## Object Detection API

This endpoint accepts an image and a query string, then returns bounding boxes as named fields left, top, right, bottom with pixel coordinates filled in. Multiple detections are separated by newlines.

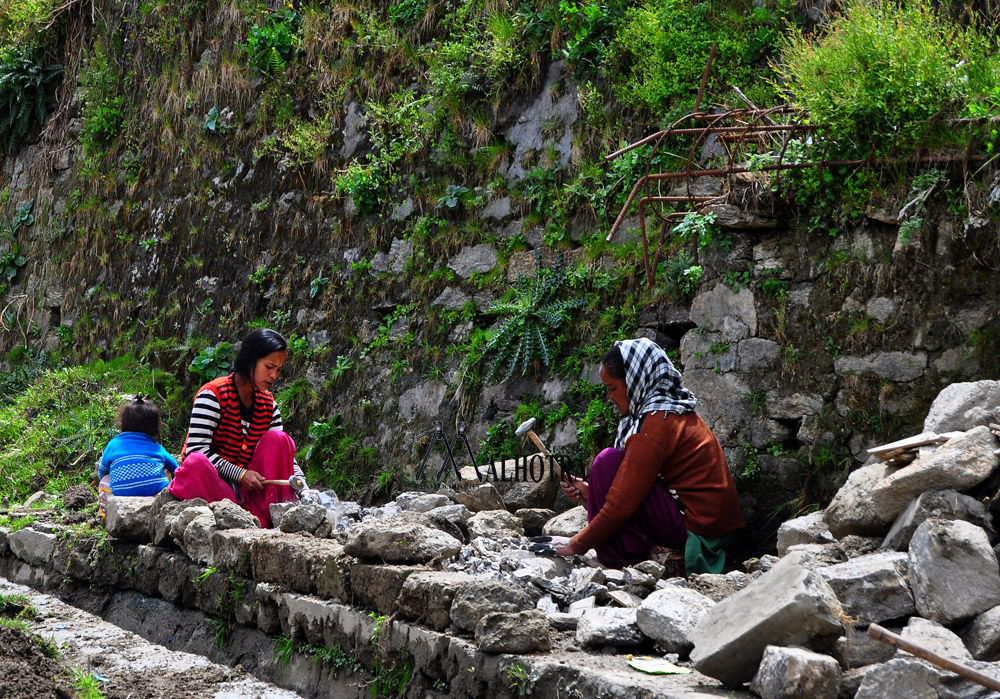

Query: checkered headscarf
left=613, top=337, right=697, bottom=449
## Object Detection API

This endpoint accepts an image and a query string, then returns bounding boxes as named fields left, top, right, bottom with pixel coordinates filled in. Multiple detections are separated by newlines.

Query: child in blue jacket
left=99, top=396, right=178, bottom=496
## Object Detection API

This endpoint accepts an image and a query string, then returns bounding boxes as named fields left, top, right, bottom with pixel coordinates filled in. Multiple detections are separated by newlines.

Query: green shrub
left=79, top=43, right=128, bottom=148
left=777, top=0, right=998, bottom=158
left=245, top=8, right=299, bottom=76
left=188, top=343, right=233, bottom=383
left=0, top=47, right=61, bottom=152
left=389, top=0, right=428, bottom=27
left=335, top=163, right=385, bottom=217
left=484, top=252, right=584, bottom=383
left=606, top=0, right=784, bottom=115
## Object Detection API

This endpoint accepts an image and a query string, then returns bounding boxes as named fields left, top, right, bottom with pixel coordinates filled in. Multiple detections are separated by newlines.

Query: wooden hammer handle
left=261, top=480, right=291, bottom=486
left=868, top=623, right=1000, bottom=692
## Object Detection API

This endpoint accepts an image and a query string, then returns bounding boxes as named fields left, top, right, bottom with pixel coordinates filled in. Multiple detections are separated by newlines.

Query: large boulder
left=344, top=518, right=462, bottom=563
left=908, top=518, right=1000, bottom=624
left=467, top=510, right=524, bottom=540
left=882, top=489, right=993, bottom=552
left=8, top=527, right=57, bottom=566
left=871, top=426, right=999, bottom=521
left=689, top=552, right=846, bottom=687
left=824, top=461, right=898, bottom=538
left=923, top=380, right=1000, bottom=433
left=439, top=482, right=506, bottom=512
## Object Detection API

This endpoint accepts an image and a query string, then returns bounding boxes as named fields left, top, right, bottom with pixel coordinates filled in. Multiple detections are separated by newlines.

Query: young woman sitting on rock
left=553, top=337, right=745, bottom=575
left=168, top=328, right=306, bottom=527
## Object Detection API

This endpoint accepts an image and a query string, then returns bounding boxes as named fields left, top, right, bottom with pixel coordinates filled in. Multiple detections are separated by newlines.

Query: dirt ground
left=0, top=579, right=302, bottom=699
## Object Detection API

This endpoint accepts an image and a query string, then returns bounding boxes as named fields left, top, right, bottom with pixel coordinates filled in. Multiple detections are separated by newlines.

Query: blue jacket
left=99, top=432, right=179, bottom=496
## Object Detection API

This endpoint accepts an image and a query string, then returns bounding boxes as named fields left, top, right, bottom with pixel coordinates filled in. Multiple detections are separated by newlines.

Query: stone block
left=750, top=645, right=842, bottom=699
left=212, top=529, right=281, bottom=577
left=832, top=628, right=898, bottom=670
left=467, top=510, right=524, bottom=540
left=817, top=551, right=914, bottom=626
left=8, top=527, right=57, bottom=566
left=542, top=506, right=587, bottom=537
left=396, top=493, right=451, bottom=512
left=397, top=571, right=474, bottom=630
left=689, top=552, right=846, bottom=687
left=963, top=605, right=1000, bottom=661
left=344, top=518, right=462, bottom=564
left=476, top=610, right=551, bottom=653
left=105, top=496, right=155, bottom=542
left=514, top=508, right=554, bottom=536
left=923, top=380, right=1000, bottom=433
left=909, top=518, right=1000, bottom=624
left=899, top=617, right=971, bottom=662
left=450, top=580, right=534, bottom=634
left=824, top=462, right=897, bottom=538
left=350, top=564, right=427, bottom=616
left=252, top=536, right=354, bottom=598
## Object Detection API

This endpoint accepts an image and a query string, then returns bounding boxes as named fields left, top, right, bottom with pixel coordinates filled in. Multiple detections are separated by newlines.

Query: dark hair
left=120, top=396, right=162, bottom=441
left=233, top=328, right=287, bottom=379
left=600, top=345, right=625, bottom=380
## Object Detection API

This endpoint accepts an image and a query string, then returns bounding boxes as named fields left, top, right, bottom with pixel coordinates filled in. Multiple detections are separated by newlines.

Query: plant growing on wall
left=0, top=47, right=62, bottom=152
left=245, top=8, right=300, bottom=76
left=189, top=343, right=232, bottom=383
left=484, top=252, right=584, bottom=383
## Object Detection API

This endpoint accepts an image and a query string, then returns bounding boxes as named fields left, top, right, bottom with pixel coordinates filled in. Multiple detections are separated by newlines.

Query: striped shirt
left=181, top=374, right=301, bottom=488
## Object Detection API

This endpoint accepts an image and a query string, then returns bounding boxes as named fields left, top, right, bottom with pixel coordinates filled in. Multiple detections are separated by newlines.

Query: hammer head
left=515, top=417, right=536, bottom=436
left=288, top=474, right=306, bottom=494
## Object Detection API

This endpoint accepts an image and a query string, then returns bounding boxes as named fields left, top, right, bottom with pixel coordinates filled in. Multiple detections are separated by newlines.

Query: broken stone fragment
left=343, top=518, right=462, bottom=563
left=211, top=499, right=259, bottom=530
left=542, top=506, right=587, bottom=537
left=575, top=607, right=644, bottom=649
left=749, top=645, right=841, bottom=699
left=824, top=461, right=898, bottom=538
left=467, top=510, right=524, bottom=540
left=636, top=586, right=715, bottom=656
left=475, top=609, right=551, bottom=653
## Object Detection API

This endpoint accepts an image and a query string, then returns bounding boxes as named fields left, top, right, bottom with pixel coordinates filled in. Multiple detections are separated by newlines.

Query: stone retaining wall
left=0, top=517, right=738, bottom=698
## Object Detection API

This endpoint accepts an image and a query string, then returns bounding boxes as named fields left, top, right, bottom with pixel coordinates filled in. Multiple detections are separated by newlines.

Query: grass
left=0, top=355, right=184, bottom=505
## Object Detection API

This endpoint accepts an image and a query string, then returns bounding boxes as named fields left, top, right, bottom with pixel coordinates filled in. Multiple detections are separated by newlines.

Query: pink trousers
left=168, top=430, right=297, bottom=528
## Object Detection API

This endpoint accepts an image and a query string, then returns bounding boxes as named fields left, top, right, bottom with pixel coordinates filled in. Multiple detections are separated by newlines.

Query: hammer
left=515, top=417, right=562, bottom=480
left=261, top=474, right=307, bottom=495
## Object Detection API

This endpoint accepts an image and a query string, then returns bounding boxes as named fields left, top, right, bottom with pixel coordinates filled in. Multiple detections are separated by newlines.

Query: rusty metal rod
left=693, top=44, right=717, bottom=115
left=868, top=624, right=1000, bottom=693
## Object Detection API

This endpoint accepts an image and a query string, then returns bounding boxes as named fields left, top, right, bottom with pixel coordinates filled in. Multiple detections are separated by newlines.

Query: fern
left=0, top=48, right=62, bottom=153
left=485, top=251, right=584, bottom=383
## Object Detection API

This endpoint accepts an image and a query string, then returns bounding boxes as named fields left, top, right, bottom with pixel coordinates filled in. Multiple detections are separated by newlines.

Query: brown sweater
left=571, top=411, right=745, bottom=553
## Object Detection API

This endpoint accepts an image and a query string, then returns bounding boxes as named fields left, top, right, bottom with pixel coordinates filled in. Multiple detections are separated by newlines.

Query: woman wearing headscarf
left=553, top=337, right=744, bottom=574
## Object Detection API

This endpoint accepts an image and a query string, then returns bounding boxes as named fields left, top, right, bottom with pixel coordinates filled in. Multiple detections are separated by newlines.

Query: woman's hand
left=551, top=537, right=577, bottom=556
left=240, top=469, right=266, bottom=491
left=560, top=475, right=588, bottom=504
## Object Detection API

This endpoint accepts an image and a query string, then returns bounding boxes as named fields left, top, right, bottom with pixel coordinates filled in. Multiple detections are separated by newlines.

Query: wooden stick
left=868, top=623, right=1000, bottom=692
left=261, top=480, right=291, bottom=486
left=0, top=508, right=57, bottom=516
